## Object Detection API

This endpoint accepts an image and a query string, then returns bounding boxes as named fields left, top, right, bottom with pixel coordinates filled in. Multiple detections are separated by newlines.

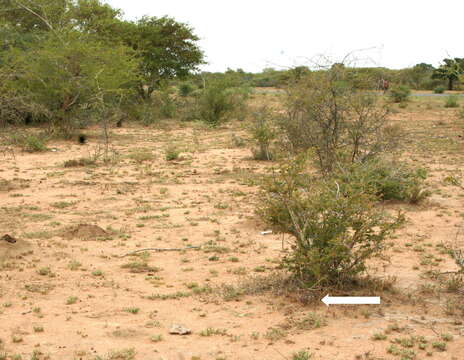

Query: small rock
left=169, top=324, right=191, bottom=335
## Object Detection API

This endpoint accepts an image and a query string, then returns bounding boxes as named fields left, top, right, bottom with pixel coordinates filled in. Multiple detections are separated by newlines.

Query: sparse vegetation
left=389, top=85, right=411, bottom=103
left=280, top=67, right=401, bottom=172
left=0, top=3, right=463, bottom=359
left=248, top=106, right=277, bottom=160
left=444, top=95, right=459, bottom=108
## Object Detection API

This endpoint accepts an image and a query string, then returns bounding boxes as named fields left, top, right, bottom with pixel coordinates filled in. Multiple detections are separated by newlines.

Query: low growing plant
left=444, top=95, right=459, bottom=108
left=388, top=85, right=411, bottom=103
left=248, top=106, right=277, bottom=160
left=335, top=158, right=430, bottom=204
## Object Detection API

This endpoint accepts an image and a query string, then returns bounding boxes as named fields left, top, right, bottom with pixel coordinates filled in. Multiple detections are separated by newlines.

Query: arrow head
left=322, top=294, right=330, bottom=306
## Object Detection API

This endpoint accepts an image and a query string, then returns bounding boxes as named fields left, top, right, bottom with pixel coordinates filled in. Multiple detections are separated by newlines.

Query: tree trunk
left=448, top=78, right=454, bottom=91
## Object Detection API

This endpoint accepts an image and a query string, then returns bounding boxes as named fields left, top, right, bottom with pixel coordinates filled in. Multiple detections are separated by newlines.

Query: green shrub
left=196, top=80, right=249, bottom=126
left=280, top=69, right=399, bottom=172
left=388, top=85, right=411, bottom=103
left=258, top=156, right=404, bottom=287
left=125, top=101, right=159, bottom=126
left=164, top=145, right=180, bottom=161
left=292, top=350, right=312, bottom=360
left=7, top=31, right=139, bottom=136
left=248, top=107, right=277, bottom=160
left=23, top=134, right=48, bottom=152
left=177, top=96, right=199, bottom=122
left=8, top=132, right=48, bottom=152
left=433, top=86, right=445, bottom=94
left=444, top=95, right=459, bottom=108
left=178, top=82, right=195, bottom=97
left=152, top=88, right=177, bottom=118
left=337, top=159, right=430, bottom=204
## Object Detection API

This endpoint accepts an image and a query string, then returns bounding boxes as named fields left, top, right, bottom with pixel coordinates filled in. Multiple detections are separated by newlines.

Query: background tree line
left=195, top=58, right=464, bottom=91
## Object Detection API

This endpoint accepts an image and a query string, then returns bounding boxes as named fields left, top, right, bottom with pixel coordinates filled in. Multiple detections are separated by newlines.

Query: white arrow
left=321, top=294, right=380, bottom=306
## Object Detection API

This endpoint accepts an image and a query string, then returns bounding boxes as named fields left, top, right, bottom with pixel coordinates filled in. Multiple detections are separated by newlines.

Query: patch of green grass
left=150, top=334, right=163, bottom=342
left=200, top=327, right=228, bottom=337
left=128, top=150, right=154, bottom=163
left=66, top=296, right=78, bottom=305
left=68, top=260, right=82, bottom=271
left=51, top=201, right=74, bottom=209
left=164, top=145, right=181, bottom=161
left=372, top=332, right=387, bottom=341
left=292, top=350, right=311, bottom=360
left=123, top=307, right=140, bottom=314
left=146, top=291, right=191, bottom=300
left=92, top=269, right=104, bottom=277
left=121, top=261, right=160, bottom=273
left=33, top=325, right=44, bottom=333
left=264, top=327, right=287, bottom=342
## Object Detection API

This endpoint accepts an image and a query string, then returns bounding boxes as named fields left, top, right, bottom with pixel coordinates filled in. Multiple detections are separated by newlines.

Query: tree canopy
left=0, top=0, right=204, bottom=132
left=432, top=58, right=464, bottom=90
left=0, top=0, right=204, bottom=97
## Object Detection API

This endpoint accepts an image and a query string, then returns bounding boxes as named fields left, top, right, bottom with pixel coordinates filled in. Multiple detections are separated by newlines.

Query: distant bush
left=433, top=86, right=445, bottom=94
left=444, top=95, right=459, bottom=108
left=280, top=69, right=401, bottom=172
left=64, top=157, right=96, bottom=167
left=196, top=80, right=249, bottom=126
left=336, top=159, right=430, bottom=204
left=248, top=107, right=277, bottom=160
left=125, top=88, right=177, bottom=125
left=388, top=85, right=411, bottom=103
left=152, top=87, right=177, bottom=119
left=125, top=101, right=159, bottom=126
left=164, top=144, right=180, bottom=161
left=258, top=156, right=404, bottom=287
left=178, top=82, right=195, bottom=97
left=7, top=132, right=49, bottom=152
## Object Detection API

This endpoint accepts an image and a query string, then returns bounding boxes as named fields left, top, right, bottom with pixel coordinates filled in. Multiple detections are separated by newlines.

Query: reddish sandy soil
left=0, top=97, right=463, bottom=360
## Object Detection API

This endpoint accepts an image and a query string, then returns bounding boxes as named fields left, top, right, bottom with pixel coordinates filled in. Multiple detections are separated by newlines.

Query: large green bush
left=6, top=31, right=139, bottom=136
left=388, top=85, right=411, bottom=103
left=335, top=159, right=430, bottom=204
left=258, top=156, right=404, bottom=287
left=178, top=82, right=195, bottom=97
left=196, top=80, right=249, bottom=126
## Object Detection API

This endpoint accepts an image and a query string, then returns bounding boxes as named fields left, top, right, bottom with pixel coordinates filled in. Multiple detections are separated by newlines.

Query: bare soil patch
left=0, top=97, right=463, bottom=359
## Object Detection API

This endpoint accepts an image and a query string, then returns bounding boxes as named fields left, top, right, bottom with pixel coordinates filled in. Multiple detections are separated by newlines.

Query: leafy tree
left=1, top=0, right=204, bottom=100
left=432, top=58, right=464, bottom=91
left=0, top=0, right=69, bottom=33
left=120, top=16, right=204, bottom=99
left=6, top=31, right=139, bottom=134
left=403, top=63, right=434, bottom=89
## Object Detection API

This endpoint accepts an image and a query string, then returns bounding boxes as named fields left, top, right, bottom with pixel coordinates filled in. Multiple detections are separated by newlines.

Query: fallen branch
left=119, top=246, right=201, bottom=258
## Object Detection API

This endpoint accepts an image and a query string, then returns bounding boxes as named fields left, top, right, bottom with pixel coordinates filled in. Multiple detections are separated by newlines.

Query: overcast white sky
left=106, top=0, right=463, bottom=73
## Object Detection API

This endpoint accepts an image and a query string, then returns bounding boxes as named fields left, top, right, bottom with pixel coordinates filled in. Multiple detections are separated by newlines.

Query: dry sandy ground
left=0, top=99, right=463, bottom=360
